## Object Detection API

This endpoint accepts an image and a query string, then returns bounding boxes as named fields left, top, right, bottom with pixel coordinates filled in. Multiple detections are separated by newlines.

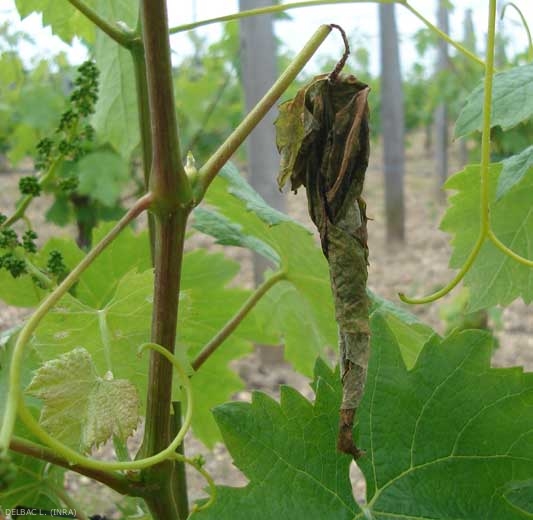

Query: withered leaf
left=275, top=73, right=371, bottom=459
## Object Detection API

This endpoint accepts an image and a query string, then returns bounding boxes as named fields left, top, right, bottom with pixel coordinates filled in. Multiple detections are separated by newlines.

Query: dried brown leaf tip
left=275, top=31, right=371, bottom=460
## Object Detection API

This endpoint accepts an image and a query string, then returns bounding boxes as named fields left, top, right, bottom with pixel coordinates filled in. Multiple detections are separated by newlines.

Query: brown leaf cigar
left=276, top=51, right=371, bottom=459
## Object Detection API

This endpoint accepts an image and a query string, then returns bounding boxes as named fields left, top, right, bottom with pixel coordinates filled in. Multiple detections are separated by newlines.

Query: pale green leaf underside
left=455, top=63, right=533, bottom=137
left=440, top=163, right=533, bottom=311
left=26, top=347, right=139, bottom=451
left=195, top=163, right=337, bottom=376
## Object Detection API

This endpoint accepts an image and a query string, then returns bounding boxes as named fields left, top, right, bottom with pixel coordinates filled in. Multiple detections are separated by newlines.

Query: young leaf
left=455, top=63, right=533, bottom=138
left=195, top=315, right=533, bottom=519
left=440, top=163, right=533, bottom=310
left=32, top=270, right=153, bottom=403
left=26, top=347, right=139, bottom=451
left=92, top=0, right=139, bottom=158
left=497, top=145, right=533, bottom=199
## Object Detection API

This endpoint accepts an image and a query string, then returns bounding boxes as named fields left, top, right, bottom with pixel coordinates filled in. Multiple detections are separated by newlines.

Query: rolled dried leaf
left=275, top=74, right=370, bottom=459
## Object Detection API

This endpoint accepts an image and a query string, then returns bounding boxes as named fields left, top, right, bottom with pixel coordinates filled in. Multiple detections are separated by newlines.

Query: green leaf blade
left=92, top=0, right=139, bottom=158
left=497, top=145, right=533, bottom=199
left=359, top=315, right=533, bottom=519
left=76, top=149, right=130, bottom=206
left=15, top=0, right=96, bottom=44
left=200, top=314, right=533, bottom=519
left=440, top=163, right=533, bottom=310
left=455, top=63, right=533, bottom=138
left=195, top=163, right=337, bottom=376
left=194, top=360, right=360, bottom=519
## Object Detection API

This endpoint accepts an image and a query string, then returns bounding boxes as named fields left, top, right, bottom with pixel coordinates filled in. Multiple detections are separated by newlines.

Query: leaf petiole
left=66, top=0, right=135, bottom=48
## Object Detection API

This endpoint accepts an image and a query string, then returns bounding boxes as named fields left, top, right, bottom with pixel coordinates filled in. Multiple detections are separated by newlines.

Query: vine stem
left=15, top=342, right=192, bottom=472
left=195, top=24, right=332, bottom=200
left=0, top=193, right=152, bottom=456
left=66, top=0, right=134, bottom=47
left=169, top=0, right=483, bottom=67
left=9, top=436, right=135, bottom=495
left=192, top=270, right=287, bottom=370
left=138, top=1, right=191, bottom=517
left=400, top=0, right=497, bottom=304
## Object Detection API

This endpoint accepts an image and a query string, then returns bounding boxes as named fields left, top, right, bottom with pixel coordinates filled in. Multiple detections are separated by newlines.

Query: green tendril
left=167, top=453, right=217, bottom=516
left=501, top=2, right=533, bottom=61
left=401, top=0, right=497, bottom=304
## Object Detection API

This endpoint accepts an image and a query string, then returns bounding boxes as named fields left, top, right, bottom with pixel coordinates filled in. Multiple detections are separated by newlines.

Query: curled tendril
left=167, top=453, right=217, bottom=516
left=400, top=0, right=498, bottom=305
left=501, top=2, right=533, bottom=61
left=15, top=342, right=192, bottom=472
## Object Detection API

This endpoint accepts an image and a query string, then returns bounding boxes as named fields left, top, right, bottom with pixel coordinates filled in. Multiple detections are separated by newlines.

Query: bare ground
left=1, top=133, right=533, bottom=515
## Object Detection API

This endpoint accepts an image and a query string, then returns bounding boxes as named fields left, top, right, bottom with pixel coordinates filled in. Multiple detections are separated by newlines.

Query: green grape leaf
left=93, top=0, right=139, bottom=158
left=497, top=145, right=533, bottom=199
left=179, top=250, right=274, bottom=447
left=6, top=123, right=38, bottom=165
left=0, top=263, right=43, bottom=308
left=18, top=82, right=65, bottom=132
left=192, top=358, right=360, bottom=519
left=32, top=247, right=270, bottom=447
left=440, top=163, right=533, bottom=310
left=76, top=149, right=130, bottom=206
left=196, top=315, right=533, bottom=519
left=45, top=195, right=73, bottom=226
left=1, top=333, right=63, bottom=508
left=32, top=269, right=153, bottom=398
left=0, top=415, right=66, bottom=510
left=193, top=163, right=337, bottom=376
left=356, top=315, right=533, bottom=519
left=26, top=347, right=139, bottom=451
left=14, top=0, right=96, bottom=44
left=455, top=63, right=533, bottom=137
left=76, top=222, right=151, bottom=308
